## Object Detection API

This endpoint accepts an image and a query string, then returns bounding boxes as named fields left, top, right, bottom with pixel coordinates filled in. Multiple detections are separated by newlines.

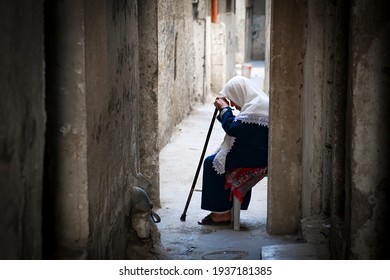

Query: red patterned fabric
left=225, top=167, right=268, bottom=204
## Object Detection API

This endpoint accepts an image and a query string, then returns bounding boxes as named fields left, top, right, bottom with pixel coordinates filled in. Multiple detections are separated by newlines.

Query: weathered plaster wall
left=85, top=0, right=140, bottom=259
left=300, top=1, right=352, bottom=256
left=139, top=0, right=209, bottom=206
left=308, top=0, right=350, bottom=259
left=251, top=0, right=266, bottom=60
left=348, top=0, right=390, bottom=259
left=192, top=0, right=209, bottom=103
left=268, top=0, right=305, bottom=234
left=0, top=0, right=45, bottom=259
left=301, top=0, right=327, bottom=218
left=210, top=0, right=236, bottom=94
left=218, top=0, right=236, bottom=82
left=138, top=0, right=160, bottom=206
left=301, top=1, right=349, bottom=221
left=263, top=0, right=271, bottom=95
left=235, top=0, right=247, bottom=64
left=158, top=0, right=201, bottom=149
left=44, top=0, right=89, bottom=258
left=210, top=22, right=228, bottom=93
left=2, top=0, right=164, bottom=260
left=268, top=0, right=390, bottom=259
left=327, top=0, right=349, bottom=259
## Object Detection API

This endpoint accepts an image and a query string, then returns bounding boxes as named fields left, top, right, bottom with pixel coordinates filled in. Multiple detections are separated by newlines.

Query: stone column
left=267, top=0, right=305, bottom=234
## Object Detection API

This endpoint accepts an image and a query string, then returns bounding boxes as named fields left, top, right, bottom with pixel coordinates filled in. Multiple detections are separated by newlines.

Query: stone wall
left=268, top=0, right=390, bottom=259
left=138, top=0, right=160, bottom=206
left=139, top=0, right=210, bottom=206
left=192, top=0, right=209, bottom=103
left=251, top=0, right=266, bottom=60
left=44, top=0, right=89, bottom=259
left=297, top=0, right=390, bottom=259
left=0, top=0, right=45, bottom=259
left=84, top=0, right=140, bottom=259
left=235, top=0, right=247, bottom=64
left=44, top=0, right=146, bottom=259
left=157, top=0, right=202, bottom=149
left=301, top=0, right=329, bottom=218
left=209, top=0, right=237, bottom=94
left=347, top=0, right=390, bottom=259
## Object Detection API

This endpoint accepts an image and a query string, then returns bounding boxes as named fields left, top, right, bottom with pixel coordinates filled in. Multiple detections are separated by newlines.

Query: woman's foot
left=198, top=212, right=231, bottom=225
left=210, top=211, right=231, bottom=222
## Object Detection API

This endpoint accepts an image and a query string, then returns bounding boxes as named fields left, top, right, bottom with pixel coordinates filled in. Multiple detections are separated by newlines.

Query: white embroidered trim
left=212, top=136, right=235, bottom=174
left=234, top=114, right=269, bottom=127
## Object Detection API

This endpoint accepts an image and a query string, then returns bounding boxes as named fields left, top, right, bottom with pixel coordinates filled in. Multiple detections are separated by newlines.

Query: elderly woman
left=198, top=76, right=269, bottom=225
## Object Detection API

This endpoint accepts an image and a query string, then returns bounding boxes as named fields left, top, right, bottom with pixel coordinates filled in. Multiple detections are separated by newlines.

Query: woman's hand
left=214, top=96, right=230, bottom=110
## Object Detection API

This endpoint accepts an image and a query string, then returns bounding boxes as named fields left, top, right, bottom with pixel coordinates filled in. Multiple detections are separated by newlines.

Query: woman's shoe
left=198, top=214, right=231, bottom=225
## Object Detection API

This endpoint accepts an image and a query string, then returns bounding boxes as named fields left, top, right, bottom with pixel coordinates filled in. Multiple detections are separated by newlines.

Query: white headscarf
left=212, top=76, right=269, bottom=174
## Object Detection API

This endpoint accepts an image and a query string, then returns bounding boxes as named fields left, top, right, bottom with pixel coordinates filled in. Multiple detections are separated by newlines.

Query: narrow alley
left=1, top=0, right=389, bottom=264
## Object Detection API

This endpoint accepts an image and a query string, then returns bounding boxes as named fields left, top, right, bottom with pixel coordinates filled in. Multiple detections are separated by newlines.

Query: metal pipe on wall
left=212, top=0, right=218, bottom=23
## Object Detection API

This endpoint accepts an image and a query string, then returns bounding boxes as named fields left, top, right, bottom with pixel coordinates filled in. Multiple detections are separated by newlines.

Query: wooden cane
left=180, top=107, right=218, bottom=221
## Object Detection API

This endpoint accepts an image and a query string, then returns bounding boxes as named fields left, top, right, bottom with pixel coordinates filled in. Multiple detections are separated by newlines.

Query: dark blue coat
left=200, top=107, right=268, bottom=212
left=218, top=107, right=268, bottom=170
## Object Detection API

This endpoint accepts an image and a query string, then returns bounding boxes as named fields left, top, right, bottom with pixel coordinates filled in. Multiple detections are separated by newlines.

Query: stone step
left=261, top=243, right=329, bottom=260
